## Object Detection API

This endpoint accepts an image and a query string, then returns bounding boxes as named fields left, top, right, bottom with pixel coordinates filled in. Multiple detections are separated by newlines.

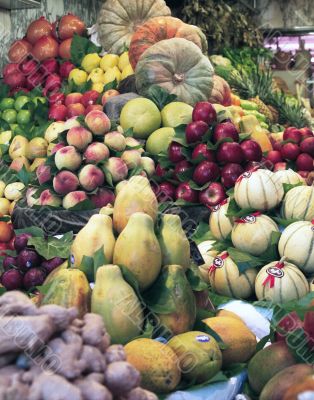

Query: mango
left=113, top=175, right=158, bottom=233
left=168, top=331, right=222, bottom=384
left=113, top=212, right=161, bottom=291
left=283, top=376, right=314, bottom=400
left=248, top=341, right=296, bottom=394
left=125, top=338, right=181, bottom=393
left=203, top=316, right=256, bottom=367
left=158, top=214, right=190, bottom=270
left=40, top=268, right=91, bottom=318
left=9, top=135, right=29, bottom=160
left=152, top=265, right=196, bottom=336
left=91, top=265, right=143, bottom=344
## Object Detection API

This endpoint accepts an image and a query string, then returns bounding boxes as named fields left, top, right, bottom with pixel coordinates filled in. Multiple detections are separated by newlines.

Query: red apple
left=212, top=122, right=239, bottom=143
left=19, top=58, right=38, bottom=76
left=67, top=103, right=85, bottom=118
left=156, top=164, right=166, bottom=177
left=192, top=102, right=217, bottom=125
left=199, top=182, right=226, bottom=207
left=266, top=150, right=283, bottom=165
left=300, top=137, right=314, bottom=157
left=217, top=142, right=245, bottom=165
left=245, top=161, right=263, bottom=172
left=25, top=70, right=44, bottom=89
left=273, top=141, right=282, bottom=152
left=174, top=160, right=192, bottom=180
left=59, top=61, right=75, bottom=79
left=175, top=182, right=198, bottom=203
left=240, top=140, right=262, bottom=161
left=168, top=142, right=185, bottom=163
left=185, top=121, right=208, bottom=144
left=157, top=182, right=176, bottom=202
left=300, top=127, right=313, bottom=140
left=101, top=89, right=120, bottom=106
left=304, top=310, right=314, bottom=350
left=276, top=311, right=303, bottom=342
left=221, top=163, right=244, bottom=188
left=4, top=71, right=26, bottom=89
left=191, top=143, right=215, bottom=162
left=85, top=104, right=103, bottom=115
left=273, top=162, right=287, bottom=172
left=65, top=92, right=83, bottom=106
left=281, top=142, right=300, bottom=161
left=283, top=127, right=302, bottom=144
left=44, top=73, right=61, bottom=93
left=3, top=63, right=20, bottom=77
left=193, top=161, right=220, bottom=185
left=296, top=153, right=313, bottom=171
left=49, top=104, right=67, bottom=121
left=49, top=92, right=65, bottom=105
left=40, top=58, right=59, bottom=75
left=81, top=90, right=100, bottom=108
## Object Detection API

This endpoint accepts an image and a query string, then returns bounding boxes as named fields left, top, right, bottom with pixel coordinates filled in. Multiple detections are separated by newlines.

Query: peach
left=85, top=110, right=111, bottom=135
left=90, top=188, right=115, bottom=208
left=141, top=156, right=155, bottom=177
left=67, top=103, right=85, bottom=119
left=64, top=117, right=81, bottom=130
left=0, top=221, right=13, bottom=242
left=85, top=104, right=103, bottom=115
left=50, top=142, right=65, bottom=155
left=36, top=164, right=51, bottom=185
left=53, top=170, right=79, bottom=195
left=55, top=145, right=82, bottom=171
left=39, top=189, right=62, bottom=208
left=104, top=157, right=128, bottom=183
left=84, top=142, right=109, bottom=164
left=81, top=90, right=100, bottom=108
left=10, top=156, right=30, bottom=172
left=125, top=137, right=144, bottom=153
left=101, top=89, right=120, bottom=106
left=104, top=131, right=126, bottom=152
left=121, top=150, right=141, bottom=169
left=78, top=165, right=105, bottom=192
left=26, top=188, right=39, bottom=207
left=27, top=138, right=48, bottom=160
left=62, top=191, right=88, bottom=210
left=65, top=92, right=83, bottom=106
left=66, top=126, right=93, bottom=150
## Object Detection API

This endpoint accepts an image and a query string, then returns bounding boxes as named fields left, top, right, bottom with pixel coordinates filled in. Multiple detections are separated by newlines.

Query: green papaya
left=158, top=214, right=190, bottom=270
left=40, top=268, right=91, bottom=318
left=147, top=264, right=196, bottom=336
left=91, top=265, right=144, bottom=345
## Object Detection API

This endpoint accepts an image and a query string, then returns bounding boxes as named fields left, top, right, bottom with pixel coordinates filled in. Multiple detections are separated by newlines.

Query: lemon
left=0, top=130, right=12, bottom=145
left=0, top=198, right=10, bottom=215
left=119, top=52, right=130, bottom=71
left=88, top=68, right=105, bottom=83
left=121, top=64, right=134, bottom=80
left=81, top=53, right=101, bottom=73
left=103, top=66, right=121, bottom=85
left=69, top=69, right=88, bottom=85
left=0, top=181, right=6, bottom=198
left=100, top=54, right=119, bottom=71
left=92, top=82, right=105, bottom=93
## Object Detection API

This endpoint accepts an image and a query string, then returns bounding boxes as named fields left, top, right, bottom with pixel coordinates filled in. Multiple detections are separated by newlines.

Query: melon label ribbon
left=235, top=211, right=262, bottom=224
left=262, top=258, right=285, bottom=288
left=209, top=251, right=229, bottom=275
left=210, top=198, right=228, bottom=212
left=236, top=166, right=259, bottom=183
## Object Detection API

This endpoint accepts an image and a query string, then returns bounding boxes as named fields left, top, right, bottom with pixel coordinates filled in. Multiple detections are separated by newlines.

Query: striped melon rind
left=281, top=186, right=314, bottom=221
left=209, top=198, right=233, bottom=240
left=234, top=169, right=284, bottom=211
left=273, top=169, right=306, bottom=186
left=278, top=221, right=314, bottom=275
left=209, top=253, right=257, bottom=299
left=231, top=214, right=279, bottom=256
left=255, top=261, right=309, bottom=303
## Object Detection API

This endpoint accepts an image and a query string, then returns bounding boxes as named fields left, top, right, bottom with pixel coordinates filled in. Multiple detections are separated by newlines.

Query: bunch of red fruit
left=1, top=232, right=65, bottom=291
left=268, top=127, right=314, bottom=179
left=4, top=14, right=85, bottom=94
left=155, top=101, right=264, bottom=207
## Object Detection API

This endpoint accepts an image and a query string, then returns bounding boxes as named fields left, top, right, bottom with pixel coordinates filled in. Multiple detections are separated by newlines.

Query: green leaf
left=188, top=180, right=210, bottom=191
left=17, top=166, right=31, bottom=186
left=0, top=287, right=6, bottom=296
left=255, top=334, right=271, bottom=352
left=173, top=124, right=188, bottom=147
left=128, top=166, right=144, bottom=178
left=104, top=79, right=118, bottom=91
left=67, top=199, right=95, bottom=211
left=102, top=167, right=113, bottom=187
left=283, top=182, right=305, bottom=194
left=146, top=85, right=177, bottom=110
left=70, top=33, right=102, bottom=66
left=93, top=246, right=108, bottom=277
left=80, top=255, right=94, bottom=282
left=36, top=282, right=53, bottom=296
left=226, top=198, right=255, bottom=218
left=177, top=168, right=194, bottom=183
left=134, top=319, right=154, bottom=340
left=15, top=226, right=45, bottom=237
left=0, top=84, right=10, bottom=99
left=28, top=232, right=73, bottom=260
left=227, top=247, right=264, bottom=273
left=186, top=264, right=208, bottom=291
left=191, top=221, right=216, bottom=245
left=119, top=265, right=141, bottom=298
left=124, top=127, right=134, bottom=137
left=239, top=133, right=251, bottom=142
left=208, top=289, right=233, bottom=307
left=259, top=231, right=281, bottom=262
left=0, top=118, right=10, bottom=131
left=273, top=216, right=299, bottom=227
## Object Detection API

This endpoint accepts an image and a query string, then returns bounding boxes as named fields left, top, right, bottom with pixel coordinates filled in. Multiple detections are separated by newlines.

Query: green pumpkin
left=135, top=38, right=214, bottom=106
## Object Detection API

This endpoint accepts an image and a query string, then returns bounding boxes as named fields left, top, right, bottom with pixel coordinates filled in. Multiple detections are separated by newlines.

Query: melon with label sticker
left=281, top=185, right=314, bottom=222
left=209, top=197, right=233, bottom=240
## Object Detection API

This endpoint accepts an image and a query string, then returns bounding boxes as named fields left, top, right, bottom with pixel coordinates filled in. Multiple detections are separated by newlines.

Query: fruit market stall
left=0, top=0, right=313, bottom=399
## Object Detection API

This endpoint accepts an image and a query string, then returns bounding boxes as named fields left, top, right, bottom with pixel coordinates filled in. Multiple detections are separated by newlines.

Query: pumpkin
left=208, top=75, right=232, bottom=106
left=231, top=213, right=279, bottom=256
left=278, top=221, right=314, bottom=275
left=209, top=198, right=233, bottom=240
left=274, top=169, right=306, bottom=186
left=129, top=16, right=208, bottom=69
left=234, top=169, right=284, bottom=211
left=255, top=260, right=309, bottom=303
left=97, top=0, right=171, bottom=54
left=209, top=252, right=257, bottom=299
left=281, top=185, right=314, bottom=221
left=135, top=38, right=214, bottom=106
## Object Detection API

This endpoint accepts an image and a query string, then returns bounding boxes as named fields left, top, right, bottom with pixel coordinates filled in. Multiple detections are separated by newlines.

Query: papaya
left=9, top=135, right=29, bottom=160
left=150, top=265, right=196, bottom=336
left=91, top=265, right=144, bottom=345
left=113, top=212, right=162, bottom=291
left=157, top=214, right=190, bottom=270
left=248, top=341, right=296, bottom=394
left=168, top=331, right=222, bottom=384
left=283, top=376, right=314, bottom=400
left=113, top=175, right=158, bottom=233
left=203, top=316, right=256, bottom=367
left=260, top=364, right=314, bottom=400
left=125, top=338, right=181, bottom=393
left=71, top=214, right=116, bottom=276
left=40, top=268, right=91, bottom=317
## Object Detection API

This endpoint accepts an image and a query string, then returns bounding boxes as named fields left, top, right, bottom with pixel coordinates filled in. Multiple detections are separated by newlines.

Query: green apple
left=146, top=127, right=175, bottom=156
left=14, top=95, right=30, bottom=111
left=120, top=97, right=161, bottom=139
left=2, top=109, right=17, bottom=124
left=0, top=98, right=15, bottom=111
left=17, top=109, right=32, bottom=125
left=161, top=102, right=193, bottom=128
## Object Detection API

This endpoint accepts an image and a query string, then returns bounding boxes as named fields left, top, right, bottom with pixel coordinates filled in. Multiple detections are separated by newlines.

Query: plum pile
left=0, top=233, right=64, bottom=291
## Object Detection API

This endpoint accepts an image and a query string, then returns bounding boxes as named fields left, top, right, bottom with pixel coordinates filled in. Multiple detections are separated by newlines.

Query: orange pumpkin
left=129, top=16, right=208, bottom=69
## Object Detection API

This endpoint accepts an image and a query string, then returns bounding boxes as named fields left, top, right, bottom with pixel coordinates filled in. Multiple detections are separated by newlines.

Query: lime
left=0, top=98, right=15, bottom=111
left=17, top=109, right=32, bottom=125
left=2, top=109, right=17, bottom=124
left=14, top=96, right=30, bottom=111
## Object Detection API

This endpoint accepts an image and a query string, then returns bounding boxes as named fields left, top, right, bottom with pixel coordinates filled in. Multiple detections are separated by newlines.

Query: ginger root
left=76, top=379, right=112, bottom=400
left=82, top=314, right=107, bottom=348
left=105, top=345, right=126, bottom=364
left=104, top=362, right=140, bottom=396
left=81, top=345, right=107, bottom=373
left=0, top=291, right=38, bottom=316
left=29, top=373, right=82, bottom=400
left=38, top=305, right=77, bottom=331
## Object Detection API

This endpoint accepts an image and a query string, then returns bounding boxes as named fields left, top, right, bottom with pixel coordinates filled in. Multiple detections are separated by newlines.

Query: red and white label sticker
left=235, top=211, right=261, bottom=224
left=209, top=252, right=228, bottom=275
left=262, top=262, right=285, bottom=288
left=210, top=198, right=228, bottom=212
